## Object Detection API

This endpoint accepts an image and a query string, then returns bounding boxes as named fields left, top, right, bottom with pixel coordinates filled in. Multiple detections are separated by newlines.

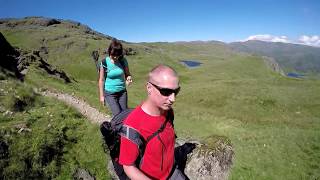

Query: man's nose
left=168, top=93, right=176, bottom=103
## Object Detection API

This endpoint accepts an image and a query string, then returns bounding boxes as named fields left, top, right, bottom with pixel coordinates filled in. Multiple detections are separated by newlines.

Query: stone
left=184, top=136, right=234, bottom=180
left=73, top=168, right=95, bottom=180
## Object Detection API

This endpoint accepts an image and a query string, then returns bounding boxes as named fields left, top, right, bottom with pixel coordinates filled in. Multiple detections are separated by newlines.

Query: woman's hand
left=100, top=95, right=105, bottom=105
left=126, top=75, right=133, bottom=86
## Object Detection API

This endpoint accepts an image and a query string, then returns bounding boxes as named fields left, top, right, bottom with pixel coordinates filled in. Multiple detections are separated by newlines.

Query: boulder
left=183, top=136, right=234, bottom=180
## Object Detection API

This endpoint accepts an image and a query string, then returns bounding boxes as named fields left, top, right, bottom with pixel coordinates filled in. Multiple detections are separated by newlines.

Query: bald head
left=144, top=64, right=180, bottom=112
left=148, top=64, right=179, bottom=84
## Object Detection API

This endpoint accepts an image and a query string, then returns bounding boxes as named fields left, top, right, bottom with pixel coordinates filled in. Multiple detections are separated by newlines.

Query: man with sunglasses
left=119, top=65, right=183, bottom=180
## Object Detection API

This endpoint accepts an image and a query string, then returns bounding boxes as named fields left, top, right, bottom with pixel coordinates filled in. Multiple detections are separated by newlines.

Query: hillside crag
left=0, top=32, right=73, bottom=83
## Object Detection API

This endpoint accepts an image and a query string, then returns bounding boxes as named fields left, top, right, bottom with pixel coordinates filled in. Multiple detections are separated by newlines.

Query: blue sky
left=1, top=0, right=320, bottom=46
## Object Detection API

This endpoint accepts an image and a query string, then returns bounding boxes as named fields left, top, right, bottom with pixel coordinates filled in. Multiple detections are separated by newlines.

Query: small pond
left=287, top=72, right=304, bottom=78
left=180, top=60, right=202, bottom=68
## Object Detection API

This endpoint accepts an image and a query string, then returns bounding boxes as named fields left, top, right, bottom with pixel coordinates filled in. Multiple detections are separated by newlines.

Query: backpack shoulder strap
left=111, top=108, right=133, bottom=130
left=120, top=125, right=145, bottom=147
left=119, top=108, right=174, bottom=145
left=116, top=108, right=143, bottom=147
left=146, top=109, right=174, bottom=143
left=119, top=58, right=126, bottom=68
left=119, top=125, right=146, bottom=166
left=118, top=109, right=174, bottom=166
left=119, top=57, right=129, bottom=77
left=102, top=57, right=107, bottom=70
left=101, top=58, right=108, bottom=80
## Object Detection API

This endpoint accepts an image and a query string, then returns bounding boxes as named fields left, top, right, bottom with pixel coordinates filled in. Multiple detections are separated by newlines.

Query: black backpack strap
left=146, top=109, right=174, bottom=143
left=119, top=58, right=126, bottom=69
left=119, top=125, right=146, bottom=165
left=103, top=57, right=127, bottom=78
left=118, top=109, right=174, bottom=146
left=119, top=125, right=145, bottom=148
left=111, top=108, right=133, bottom=131
left=118, top=58, right=129, bottom=78
left=101, top=58, right=108, bottom=81
left=101, top=58, right=107, bottom=69
left=118, top=109, right=174, bottom=167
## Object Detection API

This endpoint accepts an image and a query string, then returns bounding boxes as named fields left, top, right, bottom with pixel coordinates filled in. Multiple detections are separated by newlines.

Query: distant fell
left=229, top=40, right=320, bottom=75
left=0, top=16, right=113, bottom=40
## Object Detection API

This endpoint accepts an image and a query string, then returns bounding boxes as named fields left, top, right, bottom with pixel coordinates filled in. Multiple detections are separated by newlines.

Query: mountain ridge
left=229, top=40, right=320, bottom=76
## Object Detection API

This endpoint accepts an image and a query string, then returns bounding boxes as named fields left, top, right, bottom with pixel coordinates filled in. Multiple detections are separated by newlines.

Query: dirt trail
left=40, top=90, right=110, bottom=125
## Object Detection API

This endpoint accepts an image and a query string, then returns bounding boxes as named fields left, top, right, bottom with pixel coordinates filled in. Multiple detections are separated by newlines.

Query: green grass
left=172, top=57, right=320, bottom=179
left=0, top=78, right=111, bottom=179
left=1, top=18, right=320, bottom=179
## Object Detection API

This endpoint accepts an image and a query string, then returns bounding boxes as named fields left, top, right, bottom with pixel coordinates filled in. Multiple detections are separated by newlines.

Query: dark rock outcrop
left=124, top=47, right=137, bottom=56
left=91, top=50, right=102, bottom=72
left=20, top=50, right=72, bottom=83
left=26, top=17, right=61, bottom=26
left=0, top=32, right=23, bottom=80
left=0, top=32, right=72, bottom=83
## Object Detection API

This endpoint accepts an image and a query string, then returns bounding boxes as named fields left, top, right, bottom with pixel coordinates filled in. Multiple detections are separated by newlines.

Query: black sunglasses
left=110, top=49, right=122, bottom=57
left=148, top=82, right=180, bottom=96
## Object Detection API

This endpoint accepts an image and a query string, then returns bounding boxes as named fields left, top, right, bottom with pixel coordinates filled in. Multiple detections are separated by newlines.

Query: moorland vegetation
left=1, top=17, right=319, bottom=179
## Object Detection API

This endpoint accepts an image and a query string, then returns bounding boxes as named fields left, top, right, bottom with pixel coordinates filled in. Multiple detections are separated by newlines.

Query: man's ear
left=147, top=82, right=152, bottom=94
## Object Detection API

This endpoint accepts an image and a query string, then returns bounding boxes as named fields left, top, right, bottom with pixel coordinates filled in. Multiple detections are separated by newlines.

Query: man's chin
left=161, top=105, right=172, bottom=110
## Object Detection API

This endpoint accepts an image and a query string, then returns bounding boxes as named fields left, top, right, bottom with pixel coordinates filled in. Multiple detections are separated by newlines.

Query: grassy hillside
left=1, top=17, right=320, bottom=179
left=0, top=78, right=110, bottom=179
left=229, top=40, right=320, bottom=77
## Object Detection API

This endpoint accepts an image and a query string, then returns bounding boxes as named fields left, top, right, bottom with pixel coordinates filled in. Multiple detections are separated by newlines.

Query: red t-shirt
left=119, top=105, right=175, bottom=180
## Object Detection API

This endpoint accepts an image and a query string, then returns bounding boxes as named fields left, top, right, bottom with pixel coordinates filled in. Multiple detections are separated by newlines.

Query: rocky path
left=40, top=90, right=110, bottom=125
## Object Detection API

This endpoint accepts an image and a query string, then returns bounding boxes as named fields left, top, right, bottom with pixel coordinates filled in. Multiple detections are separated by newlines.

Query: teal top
left=101, top=57, right=128, bottom=93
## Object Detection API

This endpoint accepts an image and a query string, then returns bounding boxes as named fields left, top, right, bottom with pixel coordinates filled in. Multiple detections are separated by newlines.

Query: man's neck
left=141, top=100, right=164, bottom=116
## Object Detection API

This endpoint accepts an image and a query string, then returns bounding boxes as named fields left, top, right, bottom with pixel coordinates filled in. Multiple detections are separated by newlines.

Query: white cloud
left=244, top=34, right=290, bottom=43
left=298, top=35, right=320, bottom=46
left=242, top=34, right=320, bottom=47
